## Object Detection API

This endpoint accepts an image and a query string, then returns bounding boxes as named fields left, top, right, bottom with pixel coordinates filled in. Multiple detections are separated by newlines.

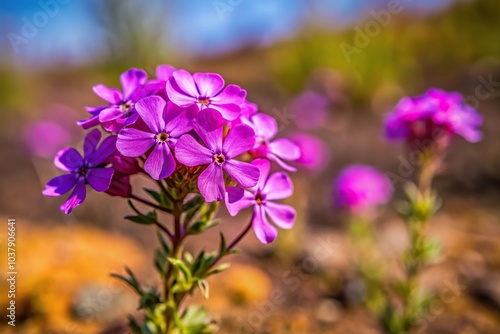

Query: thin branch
left=130, top=194, right=172, bottom=214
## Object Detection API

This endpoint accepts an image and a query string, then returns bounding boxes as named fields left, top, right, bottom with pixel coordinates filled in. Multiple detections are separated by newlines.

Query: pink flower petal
left=222, top=124, right=256, bottom=158
left=120, top=68, right=147, bottom=99
left=198, top=163, right=225, bottom=202
left=262, top=172, right=294, bottom=200
left=268, top=138, right=301, bottom=161
left=93, top=84, right=122, bottom=104
left=250, top=113, right=278, bottom=139
left=166, top=80, right=198, bottom=107
left=144, top=144, right=176, bottom=180
left=252, top=205, right=278, bottom=244
left=209, top=103, right=241, bottom=121
left=251, top=159, right=271, bottom=191
left=174, top=134, right=213, bottom=166
left=135, top=96, right=166, bottom=133
left=224, top=160, right=259, bottom=188
left=193, top=72, right=224, bottom=98
left=193, top=109, right=224, bottom=151
left=225, top=187, right=255, bottom=216
left=98, top=106, right=123, bottom=123
left=264, top=202, right=296, bottom=229
left=117, top=128, right=155, bottom=157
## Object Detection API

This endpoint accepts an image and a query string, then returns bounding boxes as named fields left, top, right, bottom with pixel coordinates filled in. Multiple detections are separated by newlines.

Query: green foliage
left=115, top=186, right=244, bottom=333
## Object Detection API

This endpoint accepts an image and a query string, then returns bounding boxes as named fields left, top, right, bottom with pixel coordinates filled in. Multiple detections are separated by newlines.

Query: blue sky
left=0, top=0, right=456, bottom=66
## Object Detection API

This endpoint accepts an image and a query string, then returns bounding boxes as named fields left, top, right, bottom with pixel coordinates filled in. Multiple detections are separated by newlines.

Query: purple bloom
left=290, top=133, right=330, bottom=172
left=148, top=64, right=176, bottom=100
left=334, top=165, right=392, bottom=214
left=42, top=129, right=116, bottom=214
left=290, top=91, right=329, bottom=130
left=166, top=69, right=245, bottom=121
left=78, top=68, right=152, bottom=132
left=226, top=159, right=295, bottom=244
left=245, top=113, right=301, bottom=171
left=117, top=96, right=192, bottom=180
left=175, top=109, right=260, bottom=202
left=385, top=88, right=482, bottom=144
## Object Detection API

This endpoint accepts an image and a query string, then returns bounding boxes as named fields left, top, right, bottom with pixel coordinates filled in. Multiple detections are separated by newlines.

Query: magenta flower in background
left=334, top=165, right=392, bottom=214
left=117, top=96, right=192, bottom=180
left=290, top=133, right=330, bottom=172
left=290, top=91, right=329, bottom=130
left=166, top=69, right=246, bottom=121
left=246, top=113, right=300, bottom=171
left=385, top=88, right=482, bottom=144
left=175, top=109, right=260, bottom=202
left=42, top=129, right=116, bottom=214
left=226, top=159, right=296, bottom=244
left=22, top=121, right=71, bottom=158
left=78, top=68, right=152, bottom=132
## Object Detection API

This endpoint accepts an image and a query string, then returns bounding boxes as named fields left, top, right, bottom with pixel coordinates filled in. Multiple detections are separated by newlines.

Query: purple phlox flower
left=427, top=88, right=483, bottom=143
left=42, top=129, right=116, bottom=214
left=245, top=113, right=301, bottom=171
left=175, top=108, right=260, bottom=202
left=290, top=133, right=330, bottom=172
left=78, top=68, right=152, bottom=132
left=226, top=159, right=296, bottom=244
left=166, top=69, right=246, bottom=121
left=117, top=96, right=192, bottom=180
left=334, top=165, right=392, bottom=214
left=290, top=91, right=329, bottom=130
left=385, top=88, right=482, bottom=143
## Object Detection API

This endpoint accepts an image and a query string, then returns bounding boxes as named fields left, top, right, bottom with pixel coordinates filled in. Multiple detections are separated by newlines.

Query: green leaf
left=168, top=258, right=193, bottom=283
left=207, top=262, right=230, bottom=276
left=125, top=206, right=157, bottom=225
left=111, top=266, right=142, bottom=295
left=187, top=219, right=220, bottom=235
left=125, top=213, right=157, bottom=225
left=156, top=230, right=171, bottom=255
left=144, top=188, right=164, bottom=205
left=154, top=249, right=167, bottom=277
left=218, top=232, right=228, bottom=257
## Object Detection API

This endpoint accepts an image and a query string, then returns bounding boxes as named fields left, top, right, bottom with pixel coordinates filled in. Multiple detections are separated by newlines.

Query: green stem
left=401, top=158, right=437, bottom=332
left=164, top=200, right=183, bottom=333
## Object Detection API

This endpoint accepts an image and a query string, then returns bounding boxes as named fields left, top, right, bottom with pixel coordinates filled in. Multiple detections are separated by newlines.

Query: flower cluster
left=384, top=88, right=483, bottom=147
left=43, top=66, right=300, bottom=243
